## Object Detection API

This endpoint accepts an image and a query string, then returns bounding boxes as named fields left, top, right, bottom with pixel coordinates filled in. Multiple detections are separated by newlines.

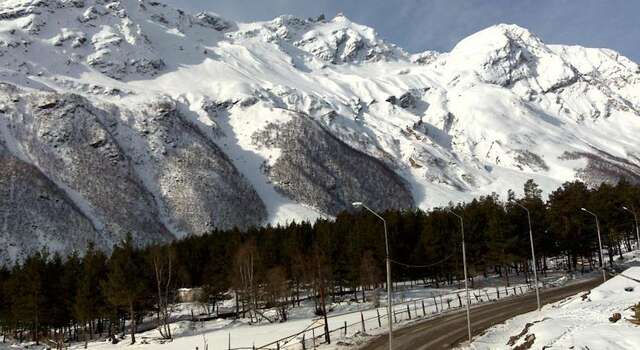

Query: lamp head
left=352, top=202, right=363, bottom=207
left=622, top=206, right=629, bottom=211
left=581, top=208, right=587, bottom=212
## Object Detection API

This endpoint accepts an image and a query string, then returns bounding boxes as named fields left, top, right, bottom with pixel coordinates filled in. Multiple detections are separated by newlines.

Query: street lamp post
left=446, top=208, right=472, bottom=343
left=581, top=208, right=607, bottom=282
left=353, top=202, right=393, bottom=350
left=513, top=201, right=541, bottom=311
left=622, top=206, right=640, bottom=251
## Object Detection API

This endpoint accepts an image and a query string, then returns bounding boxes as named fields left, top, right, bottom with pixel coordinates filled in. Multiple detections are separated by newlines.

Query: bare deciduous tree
left=359, top=250, right=382, bottom=305
left=265, top=266, right=289, bottom=322
left=150, top=245, right=174, bottom=340
left=233, top=240, right=259, bottom=323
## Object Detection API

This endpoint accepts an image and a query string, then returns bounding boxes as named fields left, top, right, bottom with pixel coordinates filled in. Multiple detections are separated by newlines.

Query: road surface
left=361, top=278, right=602, bottom=350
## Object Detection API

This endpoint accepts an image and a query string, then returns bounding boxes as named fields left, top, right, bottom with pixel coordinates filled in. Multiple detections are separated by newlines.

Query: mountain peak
left=446, top=23, right=576, bottom=91
left=484, top=23, right=538, bottom=39
left=234, top=12, right=405, bottom=64
left=1, top=2, right=640, bottom=262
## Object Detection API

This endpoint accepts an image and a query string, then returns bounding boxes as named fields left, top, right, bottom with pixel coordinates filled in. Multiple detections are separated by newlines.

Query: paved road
left=361, top=278, right=602, bottom=350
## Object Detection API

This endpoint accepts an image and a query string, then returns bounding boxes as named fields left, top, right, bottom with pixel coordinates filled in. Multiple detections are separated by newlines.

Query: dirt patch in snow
left=507, top=318, right=547, bottom=349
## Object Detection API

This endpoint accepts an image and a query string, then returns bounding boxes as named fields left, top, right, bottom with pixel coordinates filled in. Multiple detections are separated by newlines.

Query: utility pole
left=353, top=202, right=393, bottom=350
left=581, top=208, right=607, bottom=282
left=622, top=206, right=640, bottom=251
left=513, top=201, right=541, bottom=311
left=446, top=208, right=472, bottom=343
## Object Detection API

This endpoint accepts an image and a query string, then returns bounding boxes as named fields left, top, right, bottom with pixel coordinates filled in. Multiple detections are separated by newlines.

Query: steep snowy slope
left=1, top=0, right=639, bottom=261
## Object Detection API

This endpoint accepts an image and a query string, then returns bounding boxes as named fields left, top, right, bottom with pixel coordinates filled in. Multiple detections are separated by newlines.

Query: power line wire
left=389, top=254, right=452, bottom=268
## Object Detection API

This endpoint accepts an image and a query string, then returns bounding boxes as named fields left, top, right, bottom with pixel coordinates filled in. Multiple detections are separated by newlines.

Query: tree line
left=1, top=179, right=639, bottom=347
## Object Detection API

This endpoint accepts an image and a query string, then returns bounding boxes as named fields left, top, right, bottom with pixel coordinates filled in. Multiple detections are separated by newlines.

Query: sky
left=162, top=0, right=640, bottom=62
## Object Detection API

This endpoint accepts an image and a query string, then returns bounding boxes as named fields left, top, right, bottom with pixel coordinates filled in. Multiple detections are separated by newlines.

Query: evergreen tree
left=103, top=235, right=146, bottom=344
left=11, top=250, right=48, bottom=344
left=0, top=266, right=10, bottom=342
left=74, top=243, right=107, bottom=347
left=547, top=181, right=592, bottom=270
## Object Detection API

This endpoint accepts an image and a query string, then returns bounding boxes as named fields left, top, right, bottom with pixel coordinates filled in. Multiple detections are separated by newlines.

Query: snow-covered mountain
left=1, top=0, right=639, bottom=262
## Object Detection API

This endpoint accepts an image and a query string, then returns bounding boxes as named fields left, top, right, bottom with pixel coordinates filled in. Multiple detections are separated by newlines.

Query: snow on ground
left=463, top=265, right=640, bottom=350
left=78, top=282, right=536, bottom=350
left=73, top=284, right=491, bottom=350
left=0, top=271, right=582, bottom=350
left=2, top=253, right=633, bottom=350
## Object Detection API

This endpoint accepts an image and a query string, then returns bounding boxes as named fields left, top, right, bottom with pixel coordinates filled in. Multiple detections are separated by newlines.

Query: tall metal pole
left=446, top=209, right=472, bottom=343
left=514, top=202, right=541, bottom=311
left=581, top=208, right=607, bottom=282
left=622, top=207, right=640, bottom=251
left=383, top=220, right=392, bottom=350
left=353, top=202, right=392, bottom=350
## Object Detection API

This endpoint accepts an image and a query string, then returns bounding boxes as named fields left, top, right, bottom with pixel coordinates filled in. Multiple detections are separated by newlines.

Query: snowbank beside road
left=466, top=267, right=640, bottom=349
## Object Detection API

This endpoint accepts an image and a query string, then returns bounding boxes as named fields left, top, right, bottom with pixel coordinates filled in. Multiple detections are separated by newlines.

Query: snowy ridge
left=230, top=13, right=406, bottom=65
left=1, top=0, right=640, bottom=260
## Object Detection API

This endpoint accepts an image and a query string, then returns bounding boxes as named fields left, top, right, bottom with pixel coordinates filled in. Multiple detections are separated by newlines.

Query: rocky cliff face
left=253, top=113, right=414, bottom=215
left=233, top=14, right=405, bottom=64
left=0, top=84, right=267, bottom=261
left=1, top=0, right=639, bottom=262
left=0, top=144, right=100, bottom=264
left=124, top=98, right=267, bottom=235
left=0, top=85, right=171, bottom=254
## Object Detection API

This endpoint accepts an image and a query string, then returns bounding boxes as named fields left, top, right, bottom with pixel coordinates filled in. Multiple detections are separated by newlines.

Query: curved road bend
left=361, top=278, right=602, bottom=350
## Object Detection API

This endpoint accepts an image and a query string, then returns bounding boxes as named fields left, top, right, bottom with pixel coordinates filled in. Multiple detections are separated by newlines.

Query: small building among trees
left=177, top=287, right=204, bottom=303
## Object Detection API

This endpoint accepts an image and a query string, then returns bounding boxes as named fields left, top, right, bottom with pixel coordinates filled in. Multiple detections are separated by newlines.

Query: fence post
left=513, top=287, right=516, bottom=295
left=505, top=286, right=509, bottom=296
left=421, top=300, right=426, bottom=315
left=276, top=342, right=280, bottom=350
left=496, top=286, right=500, bottom=299
left=312, top=328, right=316, bottom=349
left=361, top=312, right=365, bottom=333
left=433, top=296, right=438, bottom=312
left=519, top=286, right=523, bottom=294
left=376, top=309, right=382, bottom=328
left=457, top=293, right=462, bottom=308
left=406, top=305, right=411, bottom=320
left=485, top=290, right=490, bottom=301
left=393, top=310, right=397, bottom=324
left=447, top=298, right=451, bottom=309
left=228, top=333, right=231, bottom=350
left=325, top=323, right=330, bottom=345
left=344, top=321, right=347, bottom=336
left=302, top=333, right=306, bottom=350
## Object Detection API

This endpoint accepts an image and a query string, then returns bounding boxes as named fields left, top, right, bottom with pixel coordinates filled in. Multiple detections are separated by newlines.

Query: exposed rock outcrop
left=0, top=144, right=101, bottom=263
left=0, top=85, right=268, bottom=261
left=1, top=86, right=171, bottom=249
left=253, top=113, right=415, bottom=215
left=132, top=99, right=267, bottom=235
